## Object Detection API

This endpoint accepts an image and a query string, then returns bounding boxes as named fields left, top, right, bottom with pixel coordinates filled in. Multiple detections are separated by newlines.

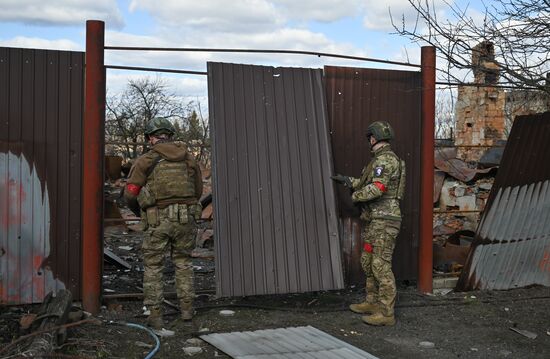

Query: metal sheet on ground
left=201, top=326, right=379, bottom=359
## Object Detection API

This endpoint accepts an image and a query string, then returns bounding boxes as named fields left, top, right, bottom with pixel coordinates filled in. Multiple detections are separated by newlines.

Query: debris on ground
left=154, top=328, right=176, bottom=338
left=419, top=341, right=436, bottom=349
left=104, top=247, right=132, bottom=270
left=2, top=286, right=550, bottom=358
left=219, top=310, right=235, bottom=317
left=509, top=327, right=538, bottom=339
left=183, top=346, right=203, bottom=356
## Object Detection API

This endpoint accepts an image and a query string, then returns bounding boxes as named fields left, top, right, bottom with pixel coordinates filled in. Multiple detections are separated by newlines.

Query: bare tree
left=106, top=77, right=211, bottom=166
left=176, top=101, right=211, bottom=166
left=435, top=88, right=456, bottom=139
left=393, top=0, right=550, bottom=92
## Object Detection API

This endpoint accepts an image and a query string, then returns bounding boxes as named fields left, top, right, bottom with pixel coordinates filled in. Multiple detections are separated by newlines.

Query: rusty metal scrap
left=435, top=148, right=495, bottom=182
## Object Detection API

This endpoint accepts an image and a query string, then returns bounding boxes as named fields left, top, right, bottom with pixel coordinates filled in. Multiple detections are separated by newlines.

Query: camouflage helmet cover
left=145, top=117, right=176, bottom=138
left=366, top=121, right=394, bottom=141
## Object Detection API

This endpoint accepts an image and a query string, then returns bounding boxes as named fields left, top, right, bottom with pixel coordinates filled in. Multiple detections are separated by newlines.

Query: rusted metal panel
left=208, top=62, right=344, bottom=297
left=0, top=47, right=84, bottom=304
left=435, top=147, right=494, bottom=182
left=339, top=217, right=365, bottom=286
left=457, top=112, right=550, bottom=290
left=325, top=66, right=422, bottom=282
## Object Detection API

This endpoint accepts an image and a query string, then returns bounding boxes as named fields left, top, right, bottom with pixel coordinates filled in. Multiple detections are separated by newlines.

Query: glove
left=331, top=174, right=352, bottom=188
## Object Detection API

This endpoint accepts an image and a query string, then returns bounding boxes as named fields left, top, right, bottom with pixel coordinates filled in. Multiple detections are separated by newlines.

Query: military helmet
left=144, top=117, right=175, bottom=138
left=366, top=121, right=394, bottom=141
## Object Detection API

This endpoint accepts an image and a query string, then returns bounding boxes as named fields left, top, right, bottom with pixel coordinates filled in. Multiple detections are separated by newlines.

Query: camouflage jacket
left=350, top=143, right=404, bottom=221
left=124, top=141, right=203, bottom=209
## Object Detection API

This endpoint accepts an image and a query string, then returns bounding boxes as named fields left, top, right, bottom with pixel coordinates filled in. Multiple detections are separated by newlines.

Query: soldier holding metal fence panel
left=332, top=120, right=405, bottom=326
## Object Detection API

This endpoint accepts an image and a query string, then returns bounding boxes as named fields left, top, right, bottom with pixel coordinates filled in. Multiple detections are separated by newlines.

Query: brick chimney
left=454, top=41, right=506, bottom=162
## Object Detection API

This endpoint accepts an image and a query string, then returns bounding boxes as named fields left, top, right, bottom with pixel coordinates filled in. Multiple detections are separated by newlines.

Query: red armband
left=364, top=243, right=373, bottom=253
left=126, top=183, right=141, bottom=196
left=373, top=181, right=387, bottom=192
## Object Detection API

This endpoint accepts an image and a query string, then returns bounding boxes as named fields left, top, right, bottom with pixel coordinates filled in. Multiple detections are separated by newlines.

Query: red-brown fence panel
left=0, top=47, right=84, bottom=304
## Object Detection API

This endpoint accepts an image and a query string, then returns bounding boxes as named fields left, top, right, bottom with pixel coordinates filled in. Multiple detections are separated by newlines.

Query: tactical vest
left=358, top=151, right=405, bottom=201
left=138, top=152, right=197, bottom=208
left=383, top=152, right=406, bottom=201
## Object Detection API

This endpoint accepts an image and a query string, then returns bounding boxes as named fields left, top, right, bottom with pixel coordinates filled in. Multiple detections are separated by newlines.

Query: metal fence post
left=82, top=20, right=105, bottom=313
left=419, top=46, right=435, bottom=293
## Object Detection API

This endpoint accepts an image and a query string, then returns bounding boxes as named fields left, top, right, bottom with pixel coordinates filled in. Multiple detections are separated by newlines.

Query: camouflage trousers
left=360, top=218, right=401, bottom=316
left=142, top=206, right=197, bottom=310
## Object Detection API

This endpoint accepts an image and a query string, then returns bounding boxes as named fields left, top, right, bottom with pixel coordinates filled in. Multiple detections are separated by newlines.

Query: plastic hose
left=116, top=322, right=160, bottom=359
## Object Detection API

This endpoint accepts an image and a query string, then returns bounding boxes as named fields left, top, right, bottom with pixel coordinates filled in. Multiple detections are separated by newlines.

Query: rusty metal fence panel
left=0, top=47, right=84, bottom=304
left=325, top=66, right=422, bottom=282
left=458, top=112, right=550, bottom=290
left=208, top=62, right=344, bottom=297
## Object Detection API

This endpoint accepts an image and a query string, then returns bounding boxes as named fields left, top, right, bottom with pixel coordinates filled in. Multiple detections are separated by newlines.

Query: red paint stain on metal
left=539, top=251, right=550, bottom=272
left=34, top=255, right=43, bottom=270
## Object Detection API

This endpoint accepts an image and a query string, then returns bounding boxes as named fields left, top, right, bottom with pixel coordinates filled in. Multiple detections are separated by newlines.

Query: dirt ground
left=2, top=224, right=550, bottom=358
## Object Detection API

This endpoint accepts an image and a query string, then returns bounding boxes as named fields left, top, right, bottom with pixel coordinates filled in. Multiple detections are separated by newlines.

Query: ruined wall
left=506, top=90, right=550, bottom=132
left=454, top=86, right=507, bottom=162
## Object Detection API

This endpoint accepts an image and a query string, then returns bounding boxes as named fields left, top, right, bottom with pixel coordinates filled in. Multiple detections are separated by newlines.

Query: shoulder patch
left=374, top=166, right=384, bottom=177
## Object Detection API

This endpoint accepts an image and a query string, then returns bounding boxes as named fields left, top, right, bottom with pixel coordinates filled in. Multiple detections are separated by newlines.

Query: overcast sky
left=0, top=0, right=484, bottom=99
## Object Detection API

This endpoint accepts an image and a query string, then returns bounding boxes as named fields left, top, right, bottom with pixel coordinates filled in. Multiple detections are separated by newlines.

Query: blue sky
left=0, top=0, right=485, bottom=98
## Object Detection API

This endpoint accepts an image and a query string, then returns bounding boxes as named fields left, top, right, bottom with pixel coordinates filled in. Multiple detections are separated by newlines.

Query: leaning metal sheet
left=208, top=63, right=343, bottom=297
left=457, top=112, right=550, bottom=290
left=201, top=326, right=379, bottom=359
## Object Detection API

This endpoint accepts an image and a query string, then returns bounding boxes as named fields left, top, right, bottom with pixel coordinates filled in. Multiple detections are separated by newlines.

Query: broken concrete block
left=439, top=179, right=460, bottom=208
left=454, top=185, right=467, bottom=197
left=456, top=195, right=477, bottom=211
left=183, top=347, right=203, bottom=356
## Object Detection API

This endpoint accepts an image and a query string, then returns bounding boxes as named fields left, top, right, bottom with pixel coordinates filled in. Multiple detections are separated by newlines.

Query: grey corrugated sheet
left=208, top=63, right=343, bottom=297
left=0, top=47, right=84, bottom=304
left=457, top=112, right=550, bottom=290
left=325, top=66, right=422, bottom=282
left=201, top=326, right=379, bottom=359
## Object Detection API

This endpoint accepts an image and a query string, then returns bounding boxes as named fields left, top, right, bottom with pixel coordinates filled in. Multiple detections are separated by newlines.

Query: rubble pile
left=434, top=176, right=494, bottom=243
left=432, top=147, right=497, bottom=275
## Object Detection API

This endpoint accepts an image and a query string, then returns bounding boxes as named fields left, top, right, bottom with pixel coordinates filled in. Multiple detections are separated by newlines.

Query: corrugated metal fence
left=325, top=66, right=422, bottom=282
left=0, top=47, right=84, bottom=304
left=0, top=46, right=424, bottom=302
left=457, top=112, right=550, bottom=290
left=208, top=62, right=344, bottom=297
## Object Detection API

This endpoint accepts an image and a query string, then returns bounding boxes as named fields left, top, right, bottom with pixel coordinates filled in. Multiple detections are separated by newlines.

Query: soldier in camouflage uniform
left=124, top=117, right=203, bottom=329
left=332, top=121, right=405, bottom=326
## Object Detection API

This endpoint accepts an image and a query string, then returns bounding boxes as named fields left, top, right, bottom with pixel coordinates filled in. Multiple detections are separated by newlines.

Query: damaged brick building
left=434, top=41, right=550, bottom=274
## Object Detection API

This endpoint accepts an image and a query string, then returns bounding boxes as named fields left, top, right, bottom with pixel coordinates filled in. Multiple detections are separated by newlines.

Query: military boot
left=349, top=301, right=381, bottom=314
left=147, top=307, right=163, bottom=329
left=180, top=300, right=193, bottom=321
left=362, top=312, right=396, bottom=326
